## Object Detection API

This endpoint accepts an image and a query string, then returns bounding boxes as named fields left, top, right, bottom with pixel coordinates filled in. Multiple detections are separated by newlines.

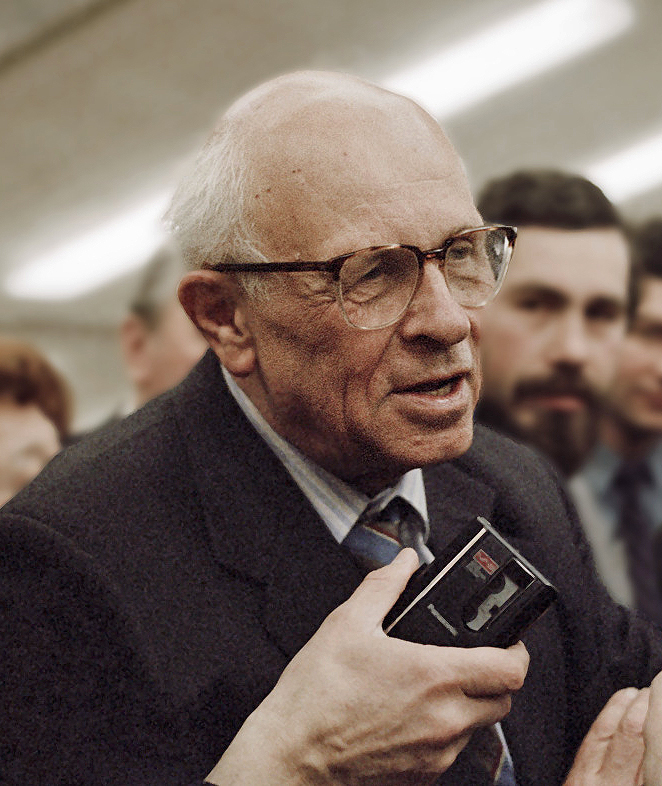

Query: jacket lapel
left=423, top=460, right=497, bottom=550
left=177, top=352, right=364, bottom=659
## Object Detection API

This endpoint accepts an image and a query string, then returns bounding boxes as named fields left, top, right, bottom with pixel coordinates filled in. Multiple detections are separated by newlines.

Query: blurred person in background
left=475, top=169, right=631, bottom=477
left=0, top=336, right=72, bottom=507
left=571, top=219, right=662, bottom=622
left=119, top=240, right=207, bottom=411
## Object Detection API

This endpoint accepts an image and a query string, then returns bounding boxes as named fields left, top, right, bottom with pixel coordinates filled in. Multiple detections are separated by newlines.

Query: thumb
left=564, top=687, right=643, bottom=784
left=341, top=548, right=420, bottom=628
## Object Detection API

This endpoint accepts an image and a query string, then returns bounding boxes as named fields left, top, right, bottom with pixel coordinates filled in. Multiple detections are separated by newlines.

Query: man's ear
left=178, top=271, right=256, bottom=376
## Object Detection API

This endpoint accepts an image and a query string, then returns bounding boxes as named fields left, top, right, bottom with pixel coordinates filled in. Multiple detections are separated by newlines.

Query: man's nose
left=397, top=262, right=472, bottom=346
left=547, top=311, right=591, bottom=366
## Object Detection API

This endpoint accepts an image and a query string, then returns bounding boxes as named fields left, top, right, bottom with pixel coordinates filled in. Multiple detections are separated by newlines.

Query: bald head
left=168, top=71, right=475, bottom=270
left=226, top=72, right=469, bottom=262
left=224, top=70, right=443, bottom=147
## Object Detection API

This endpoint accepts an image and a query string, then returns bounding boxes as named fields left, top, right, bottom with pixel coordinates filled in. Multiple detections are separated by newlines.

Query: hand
left=563, top=686, right=649, bottom=786
left=207, top=548, right=529, bottom=785
left=644, top=671, right=662, bottom=786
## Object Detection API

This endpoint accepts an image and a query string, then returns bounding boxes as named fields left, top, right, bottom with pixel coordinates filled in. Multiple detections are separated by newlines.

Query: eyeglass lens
left=339, top=227, right=511, bottom=329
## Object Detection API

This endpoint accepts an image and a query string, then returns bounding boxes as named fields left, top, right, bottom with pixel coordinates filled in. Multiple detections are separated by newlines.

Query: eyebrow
left=506, top=284, right=569, bottom=303
left=426, top=223, right=494, bottom=250
left=507, top=283, right=626, bottom=309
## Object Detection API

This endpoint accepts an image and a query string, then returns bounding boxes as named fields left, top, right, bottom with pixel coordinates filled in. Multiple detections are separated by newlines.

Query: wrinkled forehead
left=224, top=72, right=475, bottom=258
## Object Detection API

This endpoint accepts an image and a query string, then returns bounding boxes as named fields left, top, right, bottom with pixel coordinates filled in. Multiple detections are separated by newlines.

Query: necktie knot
left=368, top=496, right=420, bottom=544
left=343, top=496, right=424, bottom=569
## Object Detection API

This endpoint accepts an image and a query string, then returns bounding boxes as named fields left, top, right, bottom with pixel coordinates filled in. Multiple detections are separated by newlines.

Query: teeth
left=433, top=381, right=454, bottom=396
left=400, top=375, right=462, bottom=395
left=407, top=378, right=455, bottom=395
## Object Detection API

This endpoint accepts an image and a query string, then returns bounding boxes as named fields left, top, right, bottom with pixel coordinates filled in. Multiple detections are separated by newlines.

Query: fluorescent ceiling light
left=5, top=191, right=171, bottom=301
left=383, top=0, right=634, bottom=120
left=583, top=128, right=662, bottom=203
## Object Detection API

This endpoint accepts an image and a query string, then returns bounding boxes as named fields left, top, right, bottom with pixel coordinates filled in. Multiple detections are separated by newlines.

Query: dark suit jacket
left=2, top=350, right=662, bottom=785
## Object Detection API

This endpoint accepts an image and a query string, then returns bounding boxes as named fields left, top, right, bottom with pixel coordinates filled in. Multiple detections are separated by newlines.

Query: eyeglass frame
left=204, top=224, right=517, bottom=330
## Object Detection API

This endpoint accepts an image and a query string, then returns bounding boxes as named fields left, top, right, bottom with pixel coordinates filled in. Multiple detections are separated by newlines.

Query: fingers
left=565, top=687, right=648, bottom=786
left=458, top=693, right=514, bottom=729
left=565, top=688, right=630, bottom=779
left=342, top=552, right=530, bottom=694
left=601, top=688, right=648, bottom=782
left=644, top=671, right=662, bottom=786
left=341, top=547, right=420, bottom=627
left=457, top=642, right=530, bottom=697
left=267, top=550, right=530, bottom=785
left=341, top=552, right=530, bottom=700
left=325, top=549, right=529, bottom=748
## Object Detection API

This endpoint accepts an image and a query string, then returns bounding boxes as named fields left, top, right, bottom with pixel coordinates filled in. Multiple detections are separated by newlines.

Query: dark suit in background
left=2, top=351, right=661, bottom=785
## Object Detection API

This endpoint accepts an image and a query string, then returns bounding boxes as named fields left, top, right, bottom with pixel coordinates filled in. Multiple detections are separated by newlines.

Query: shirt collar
left=221, top=365, right=429, bottom=543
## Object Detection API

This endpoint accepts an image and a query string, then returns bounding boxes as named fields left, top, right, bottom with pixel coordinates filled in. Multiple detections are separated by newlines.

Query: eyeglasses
left=206, top=224, right=516, bottom=330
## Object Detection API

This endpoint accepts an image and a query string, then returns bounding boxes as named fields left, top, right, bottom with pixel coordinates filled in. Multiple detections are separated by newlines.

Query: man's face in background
left=477, top=226, right=630, bottom=475
left=605, top=276, right=662, bottom=436
left=121, top=295, right=207, bottom=408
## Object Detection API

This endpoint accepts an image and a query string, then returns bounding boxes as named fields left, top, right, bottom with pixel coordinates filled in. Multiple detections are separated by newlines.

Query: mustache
left=512, top=372, right=600, bottom=407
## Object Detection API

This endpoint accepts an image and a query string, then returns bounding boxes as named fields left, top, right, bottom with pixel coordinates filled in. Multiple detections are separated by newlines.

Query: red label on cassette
left=473, top=549, right=499, bottom=575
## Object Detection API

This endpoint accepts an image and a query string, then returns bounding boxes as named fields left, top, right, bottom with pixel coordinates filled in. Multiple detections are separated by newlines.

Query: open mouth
left=398, top=374, right=463, bottom=396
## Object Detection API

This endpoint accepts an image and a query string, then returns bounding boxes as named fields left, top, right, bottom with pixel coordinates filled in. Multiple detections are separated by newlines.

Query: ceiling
left=1, top=0, right=662, bottom=424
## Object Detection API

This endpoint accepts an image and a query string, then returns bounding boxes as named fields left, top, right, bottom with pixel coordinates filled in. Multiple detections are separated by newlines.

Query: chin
left=390, top=421, right=476, bottom=471
left=351, top=424, right=475, bottom=494
left=430, top=424, right=475, bottom=463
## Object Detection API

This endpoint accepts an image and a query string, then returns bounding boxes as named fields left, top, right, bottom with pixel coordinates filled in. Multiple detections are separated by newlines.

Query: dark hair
left=477, top=169, right=622, bottom=230
left=630, top=219, right=662, bottom=279
left=0, top=337, right=72, bottom=440
left=129, top=241, right=186, bottom=329
left=628, top=218, right=662, bottom=314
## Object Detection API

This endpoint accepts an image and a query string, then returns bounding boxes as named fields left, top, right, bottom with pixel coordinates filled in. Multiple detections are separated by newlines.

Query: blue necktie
left=342, top=497, right=424, bottom=569
left=343, top=498, right=517, bottom=785
left=472, top=725, right=517, bottom=786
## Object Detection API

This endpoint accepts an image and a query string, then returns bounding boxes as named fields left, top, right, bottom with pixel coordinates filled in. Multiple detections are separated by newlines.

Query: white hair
left=164, top=121, right=271, bottom=298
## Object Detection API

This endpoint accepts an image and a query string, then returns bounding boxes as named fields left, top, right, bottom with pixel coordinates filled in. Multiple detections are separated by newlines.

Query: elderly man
left=1, top=72, right=661, bottom=785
